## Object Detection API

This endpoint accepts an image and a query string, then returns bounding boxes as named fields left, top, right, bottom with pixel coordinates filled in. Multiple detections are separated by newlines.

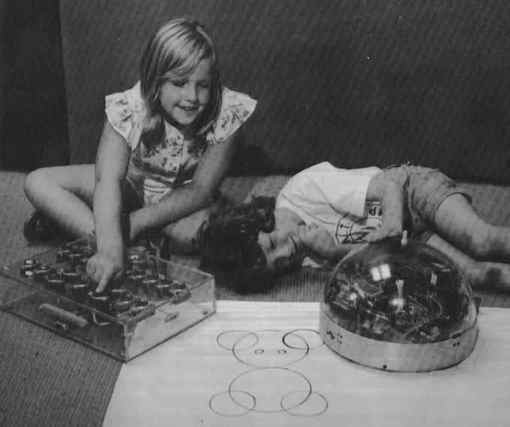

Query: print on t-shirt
left=335, top=201, right=383, bottom=243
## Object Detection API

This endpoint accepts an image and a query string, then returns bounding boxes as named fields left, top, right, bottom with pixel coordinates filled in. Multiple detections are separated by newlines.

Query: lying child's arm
left=298, top=223, right=364, bottom=261
left=364, top=170, right=404, bottom=242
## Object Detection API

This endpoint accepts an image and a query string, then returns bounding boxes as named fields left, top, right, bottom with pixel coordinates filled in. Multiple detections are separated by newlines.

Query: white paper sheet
left=104, top=301, right=510, bottom=427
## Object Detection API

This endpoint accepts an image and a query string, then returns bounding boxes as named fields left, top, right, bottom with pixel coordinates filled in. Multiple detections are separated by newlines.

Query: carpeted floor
left=0, top=171, right=329, bottom=427
left=0, top=172, right=121, bottom=427
left=1, top=170, right=510, bottom=426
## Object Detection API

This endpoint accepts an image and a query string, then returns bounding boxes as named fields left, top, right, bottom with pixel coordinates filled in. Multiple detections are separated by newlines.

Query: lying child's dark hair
left=198, top=196, right=277, bottom=293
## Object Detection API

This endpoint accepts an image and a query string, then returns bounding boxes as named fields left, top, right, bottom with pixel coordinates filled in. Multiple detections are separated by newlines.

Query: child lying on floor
left=194, top=162, right=510, bottom=293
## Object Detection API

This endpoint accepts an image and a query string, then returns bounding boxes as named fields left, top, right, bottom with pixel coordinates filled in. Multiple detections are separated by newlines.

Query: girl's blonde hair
left=139, top=17, right=222, bottom=146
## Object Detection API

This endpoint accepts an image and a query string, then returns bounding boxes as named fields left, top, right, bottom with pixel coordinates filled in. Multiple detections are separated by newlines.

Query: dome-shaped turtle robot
left=320, top=236, right=479, bottom=372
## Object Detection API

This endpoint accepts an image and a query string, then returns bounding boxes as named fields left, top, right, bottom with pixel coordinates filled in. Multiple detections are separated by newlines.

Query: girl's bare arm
left=88, top=121, right=130, bottom=291
left=128, top=135, right=236, bottom=240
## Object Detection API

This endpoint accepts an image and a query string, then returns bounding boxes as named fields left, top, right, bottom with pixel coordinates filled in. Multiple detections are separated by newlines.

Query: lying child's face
left=257, top=227, right=304, bottom=273
left=256, top=207, right=309, bottom=273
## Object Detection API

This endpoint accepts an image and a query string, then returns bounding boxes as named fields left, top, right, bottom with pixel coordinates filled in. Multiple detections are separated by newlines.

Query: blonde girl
left=24, top=17, right=257, bottom=291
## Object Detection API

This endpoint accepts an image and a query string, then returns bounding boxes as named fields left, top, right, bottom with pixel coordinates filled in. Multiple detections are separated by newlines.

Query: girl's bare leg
left=24, top=164, right=96, bottom=238
left=433, top=194, right=510, bottom=261
left=426, top=233, right=510, bottom=292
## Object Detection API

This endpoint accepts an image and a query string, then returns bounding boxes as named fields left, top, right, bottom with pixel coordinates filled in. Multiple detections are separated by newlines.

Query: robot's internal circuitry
left=320, top=238, right=479, bottom=371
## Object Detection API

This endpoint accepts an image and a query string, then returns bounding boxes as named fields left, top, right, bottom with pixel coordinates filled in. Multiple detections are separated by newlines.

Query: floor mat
left=0, top=310, right=121, bottom=427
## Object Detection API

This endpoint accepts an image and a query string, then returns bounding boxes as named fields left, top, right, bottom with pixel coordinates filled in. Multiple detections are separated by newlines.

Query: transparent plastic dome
left=320, top=237, right=479, bottom=371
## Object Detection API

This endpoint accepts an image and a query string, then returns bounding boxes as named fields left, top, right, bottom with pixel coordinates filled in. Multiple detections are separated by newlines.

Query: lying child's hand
left=365, top=222, right=402, bottom=242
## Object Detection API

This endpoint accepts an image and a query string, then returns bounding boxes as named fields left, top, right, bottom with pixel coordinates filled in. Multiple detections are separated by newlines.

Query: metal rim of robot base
left=319, top=304, right=479, bottom=372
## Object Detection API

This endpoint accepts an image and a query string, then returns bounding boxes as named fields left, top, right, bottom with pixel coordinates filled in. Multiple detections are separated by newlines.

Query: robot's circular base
left=320, top=306, right=478, bottom=372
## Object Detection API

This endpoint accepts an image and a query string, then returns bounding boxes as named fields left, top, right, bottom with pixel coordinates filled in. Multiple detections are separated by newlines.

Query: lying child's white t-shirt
left=276, top=162, right=383, bottom=245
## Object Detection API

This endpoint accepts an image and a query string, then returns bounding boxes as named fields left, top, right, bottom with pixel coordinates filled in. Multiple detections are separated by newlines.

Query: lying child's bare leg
left=427, top=233, right=510, bottom=291
left=24, top=164, right=95, bottom=238
left=433, top=194, right=510, bottom=262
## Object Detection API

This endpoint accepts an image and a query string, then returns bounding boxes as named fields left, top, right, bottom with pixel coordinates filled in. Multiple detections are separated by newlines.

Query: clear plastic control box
left=0, top=239, right=216, bottom=361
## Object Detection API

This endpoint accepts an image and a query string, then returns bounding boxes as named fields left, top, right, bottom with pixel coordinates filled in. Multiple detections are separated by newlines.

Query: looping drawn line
left=282, top=391, right=329, bottom=417
left=209, top=329, right=329, bottom=417
left=282, top=328, right=324, bottom=351
left=228, top=367, right=312, bottom=414
left=208, top=390, right=256, bottom=417
left=216, top=329, right=258, bottom=351
left=230, top=329, right=310, bottom=367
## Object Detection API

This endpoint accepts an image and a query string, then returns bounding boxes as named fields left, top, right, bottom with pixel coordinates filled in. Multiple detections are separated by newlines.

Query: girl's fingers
left=96, top=265, right=114, bottom=293
left=86, top=261, right=96, bottom=278
left=96, top=276, right=109, bottom=293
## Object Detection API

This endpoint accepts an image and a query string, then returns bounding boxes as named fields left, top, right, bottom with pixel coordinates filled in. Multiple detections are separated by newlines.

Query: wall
left=60, top=0, right=510, bottom=183
left=1, top=0, right=68, bottom=170
left=0, top=0, right=6, bottom=157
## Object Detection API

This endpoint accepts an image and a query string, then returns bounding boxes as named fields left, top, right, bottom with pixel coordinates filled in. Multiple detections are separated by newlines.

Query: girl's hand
left=86, top=250, right=124, bottom=293
left=298, top=223, right=338, bottom=258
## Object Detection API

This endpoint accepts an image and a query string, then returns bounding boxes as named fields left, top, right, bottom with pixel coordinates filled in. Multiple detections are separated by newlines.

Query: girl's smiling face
left=159, top=58, right=212, bottom=130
